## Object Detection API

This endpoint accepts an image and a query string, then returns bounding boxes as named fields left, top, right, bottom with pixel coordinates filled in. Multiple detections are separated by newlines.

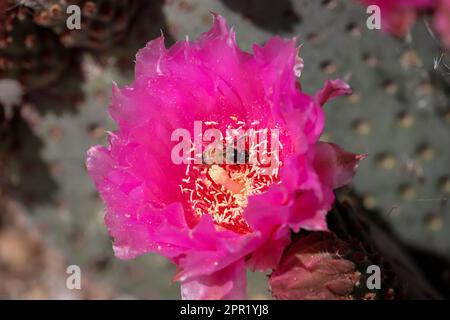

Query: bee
left=202, top=145, right=224, bottom=165
left=202, top=135, right=250, bottom=165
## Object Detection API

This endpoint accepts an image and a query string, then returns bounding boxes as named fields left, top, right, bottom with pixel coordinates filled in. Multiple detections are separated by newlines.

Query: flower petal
left=434, top=0, right=450, bottom=48
left=312, top=142, right=367, bottom=189
left=180, top=259, right=246, bottom=300
left=315, top=79, right=352, bottom=107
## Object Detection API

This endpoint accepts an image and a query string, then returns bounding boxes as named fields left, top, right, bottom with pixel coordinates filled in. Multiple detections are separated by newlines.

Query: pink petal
left=359, top=0, right=435, bottom=37
left=135, top=35, right=167, bottom=78
left=312, top=142, right=367, bottom=189
left=246, top=226, right=291, bottom=272
left=434, top=0, right=450, bottom=48
left=180, top=259, right=246, bottom=300
left=315, top=79, right=352, bottom=107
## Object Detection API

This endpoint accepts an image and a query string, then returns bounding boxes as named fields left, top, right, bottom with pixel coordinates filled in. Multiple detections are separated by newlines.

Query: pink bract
left=360, top=0, right=435, bottom=36
left=434, top=0, right=450, bottom=48
left=86, top=14, right=363, bottom=300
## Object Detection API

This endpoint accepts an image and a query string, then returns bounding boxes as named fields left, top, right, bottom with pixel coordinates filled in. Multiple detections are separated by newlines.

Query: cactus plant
left=269, top=201, right=441, bottom=299
left=1, top=0, right=448, bottom=299
left=19, top=0, right=141, bottom=50
left=0, top=4, right=70, bottom=91
left=269, top=231, right=379, bottom=300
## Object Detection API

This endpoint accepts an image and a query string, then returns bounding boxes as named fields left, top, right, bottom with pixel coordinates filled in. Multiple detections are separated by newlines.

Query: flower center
left=180, top=121, right=283, bottom=234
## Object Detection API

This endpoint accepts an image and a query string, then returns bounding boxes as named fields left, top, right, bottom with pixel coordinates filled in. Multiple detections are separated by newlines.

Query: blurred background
left=0, top=0, right=449, bottom=299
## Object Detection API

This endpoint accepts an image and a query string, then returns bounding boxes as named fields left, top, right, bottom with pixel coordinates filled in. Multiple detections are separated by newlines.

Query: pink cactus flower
left=86, top=14, right=364, bottom=300
left=360, top=0, right=435, bottom=37
left=434, top=0, right=450, bottom=48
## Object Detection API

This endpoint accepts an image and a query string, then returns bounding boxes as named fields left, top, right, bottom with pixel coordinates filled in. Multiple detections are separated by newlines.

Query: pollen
left=180, top=120, right=283, bottom=234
